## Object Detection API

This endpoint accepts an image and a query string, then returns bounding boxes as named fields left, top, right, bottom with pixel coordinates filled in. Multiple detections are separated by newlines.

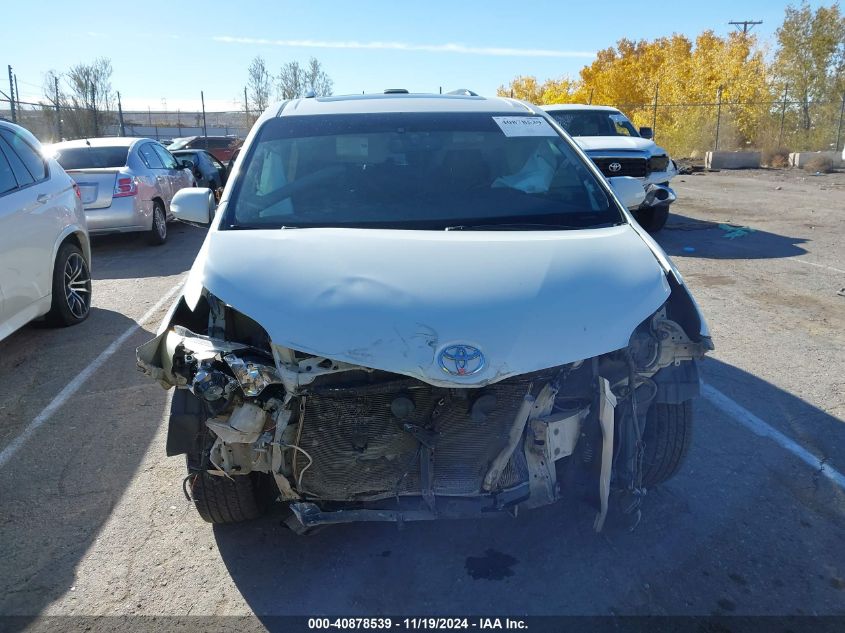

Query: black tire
left=183, top=391, right=271, bottom=524
left=189, top=469, right=270, bottom=524
left=45, top=242, right=91, bottom=326
left=641, top=401, right=693, bottom=487
left=148, top=201, right=167, bottom=245
left=635, top=203, right=670, bottom=233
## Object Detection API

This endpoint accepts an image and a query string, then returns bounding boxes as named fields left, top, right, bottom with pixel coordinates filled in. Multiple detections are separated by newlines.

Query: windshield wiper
left=445, top=222, right=584, bottom=231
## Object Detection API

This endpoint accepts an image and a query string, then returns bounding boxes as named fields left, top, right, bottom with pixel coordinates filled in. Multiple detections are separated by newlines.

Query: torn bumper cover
left=640, top=183, right=676, bottom=209
left=136, top=284, right=712, bottom=531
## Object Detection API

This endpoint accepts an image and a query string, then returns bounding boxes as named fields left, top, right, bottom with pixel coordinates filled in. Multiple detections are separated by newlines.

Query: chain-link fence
left=587, top=96, right=845, bottom=158
left=3, top=95, right=844, bottom=159
left=0, top=98, right=259, bottom=144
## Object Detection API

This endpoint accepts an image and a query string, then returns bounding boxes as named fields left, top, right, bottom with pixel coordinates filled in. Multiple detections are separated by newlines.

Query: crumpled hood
left=574, top=136, right=663, bottom=155
left=184, top=225, right=670, bottom=387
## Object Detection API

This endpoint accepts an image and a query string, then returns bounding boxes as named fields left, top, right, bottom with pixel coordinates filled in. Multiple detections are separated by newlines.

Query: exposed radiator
left=297, top=378, right=533, bottom=501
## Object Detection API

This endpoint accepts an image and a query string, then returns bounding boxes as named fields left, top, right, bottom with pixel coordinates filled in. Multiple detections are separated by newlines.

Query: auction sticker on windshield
left=492, top=116, right=557, bottom=137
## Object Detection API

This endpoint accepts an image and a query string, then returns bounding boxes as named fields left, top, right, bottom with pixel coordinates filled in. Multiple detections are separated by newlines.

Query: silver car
left=0, top=121, right=91, bottom=342
left=49, top=137, right=195, bottom=245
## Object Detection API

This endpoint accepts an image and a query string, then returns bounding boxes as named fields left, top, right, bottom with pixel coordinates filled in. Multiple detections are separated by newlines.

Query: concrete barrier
left=705, top=151, right=761, bottom=170
left=789, top=151, right=844, bottom=169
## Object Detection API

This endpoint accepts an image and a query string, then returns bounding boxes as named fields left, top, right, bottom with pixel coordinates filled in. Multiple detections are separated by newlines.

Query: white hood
left=574, top=136, right=661, bottom=154
left=184, top=225, right=670, bottom=387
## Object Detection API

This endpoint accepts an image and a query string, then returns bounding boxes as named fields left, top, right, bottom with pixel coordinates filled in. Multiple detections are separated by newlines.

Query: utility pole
left=243, top=86, right=249, bottom=127
left=14, top=74, right=20, bottom=113
left=117, top=91, right=126, bottom=136
left=201, top=91, right=208, bottom=140
left=714, top=86, right=723, bottom=151
left=728, top=20, right=762, bottom=34
left=7, top=65, right=16, bottom=123
left=54, top=75, right=62, bottom=140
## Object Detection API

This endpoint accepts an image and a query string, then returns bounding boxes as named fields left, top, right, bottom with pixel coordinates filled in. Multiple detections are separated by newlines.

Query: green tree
left=773, top=2, right=845, bottom=130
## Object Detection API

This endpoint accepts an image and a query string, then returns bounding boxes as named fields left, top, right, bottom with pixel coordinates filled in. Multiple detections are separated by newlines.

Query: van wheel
left=635, top=203, right=670, bottom=233
left=46, top=242, right=91, bottom=326
left=641, top=401, right=693, bottom=487
left=148, top=201, right=167, bottom=245
left=188, top=469, right=270, bottom=524
left=183, top=392, right=271, bottom=524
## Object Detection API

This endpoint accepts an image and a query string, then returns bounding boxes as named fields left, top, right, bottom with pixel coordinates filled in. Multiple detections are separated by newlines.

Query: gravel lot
left=0, top=168, right=844, bottom=623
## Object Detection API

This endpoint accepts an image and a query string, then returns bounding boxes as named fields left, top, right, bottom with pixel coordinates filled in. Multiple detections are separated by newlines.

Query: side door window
left=153, top=144, right=178, bottom=170
left=0, top=129, right=47, bottom=182
left=0, top=143, right=18, bottom=196
left=139, top=143, right=164, bottom=169
left=153, top=144, right=191, bottom=194
left=139, top=142, right=171, bottom=202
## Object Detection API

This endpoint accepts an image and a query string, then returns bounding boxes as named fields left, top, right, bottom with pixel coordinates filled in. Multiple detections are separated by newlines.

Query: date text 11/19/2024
left=307, top=618, right=529, bottom=630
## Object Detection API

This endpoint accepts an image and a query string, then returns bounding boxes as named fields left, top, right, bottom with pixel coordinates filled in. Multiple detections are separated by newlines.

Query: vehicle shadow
left=213, top=357, right=845, bottom=618
left=655, top=212, right=808, bottom=260
left=89, top=223, right=206, bottom=280
left=0, top=310, right=169, bottom=623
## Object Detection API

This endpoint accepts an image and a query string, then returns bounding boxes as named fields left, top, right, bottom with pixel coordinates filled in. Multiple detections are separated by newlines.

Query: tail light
left=113, top=173, right=138, bottom=198
left=72, top=182, right=81, bottom=200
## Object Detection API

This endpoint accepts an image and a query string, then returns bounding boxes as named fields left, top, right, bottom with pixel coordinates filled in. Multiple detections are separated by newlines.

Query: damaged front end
left=137, top=281, right=712, bottom=533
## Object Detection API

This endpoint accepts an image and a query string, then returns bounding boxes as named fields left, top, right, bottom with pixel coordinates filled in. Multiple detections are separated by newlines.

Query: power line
left=729, top=20, right=763, bottom=34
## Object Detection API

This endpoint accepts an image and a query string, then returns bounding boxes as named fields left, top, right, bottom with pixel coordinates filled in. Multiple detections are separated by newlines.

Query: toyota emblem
left=608, top=162, right=623, bottom=173
left=437, top=344, right=485, bottom=376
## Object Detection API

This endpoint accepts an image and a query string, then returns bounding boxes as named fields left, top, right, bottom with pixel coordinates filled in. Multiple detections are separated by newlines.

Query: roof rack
left=446, top=89, right=479, bottom=96
left=384, top=88, right=409, bottom=94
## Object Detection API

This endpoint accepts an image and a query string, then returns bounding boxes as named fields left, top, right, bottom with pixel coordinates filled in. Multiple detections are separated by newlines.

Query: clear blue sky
left=2, top=0, right=829, bottom=112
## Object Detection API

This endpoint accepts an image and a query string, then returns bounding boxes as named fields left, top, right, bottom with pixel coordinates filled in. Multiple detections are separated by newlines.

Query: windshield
left=547, top=110, right=639, bottom=138
left=224, top=113, right=622, bottom=230
left=53, top=146, right=129, bottom=170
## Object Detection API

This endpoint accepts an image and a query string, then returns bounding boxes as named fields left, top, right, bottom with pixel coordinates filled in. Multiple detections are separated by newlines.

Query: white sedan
left=0, top=121, right=91, bottom=342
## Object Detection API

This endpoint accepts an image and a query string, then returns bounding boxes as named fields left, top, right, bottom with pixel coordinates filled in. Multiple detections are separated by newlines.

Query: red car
left=167, top=136, right=242, bottom=163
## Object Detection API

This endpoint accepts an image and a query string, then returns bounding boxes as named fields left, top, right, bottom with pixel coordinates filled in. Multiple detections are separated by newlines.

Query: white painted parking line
left=702, top=383, right=845, bottom=491
left=790, top=258, right=845, bottom=275
left=0, top=279, right=185, bottom=469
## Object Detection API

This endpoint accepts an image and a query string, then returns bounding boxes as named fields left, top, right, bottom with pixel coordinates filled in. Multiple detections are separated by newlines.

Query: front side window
left=548, top=110, right=639, bottom=138
left=225, top=113, right=621, bottom=231
left=54, top=146, right=129, bottom=170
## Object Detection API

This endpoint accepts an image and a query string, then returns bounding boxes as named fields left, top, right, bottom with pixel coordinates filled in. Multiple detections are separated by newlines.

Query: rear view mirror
left=171, top=188, right=215, bottom=226
left=638, top=127, right=653, bottom=140
left=607, top=176, right=646, bottom=210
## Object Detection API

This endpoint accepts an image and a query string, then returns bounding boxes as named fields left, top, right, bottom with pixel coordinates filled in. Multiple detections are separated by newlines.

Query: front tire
left=181, top=391, right=270, bottom=524
left=189, top=469, right=270, bottom=524
left=46, top=242, right=91, bottom=326
left=635, top=203, right=670, bottom=233
left=148, top=201, right=167, bottom=246
left=641, top=401, right=693, bottom=487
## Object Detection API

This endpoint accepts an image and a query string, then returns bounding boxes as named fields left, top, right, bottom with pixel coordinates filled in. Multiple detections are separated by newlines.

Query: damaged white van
left=137, top=91, right=712, bottom=533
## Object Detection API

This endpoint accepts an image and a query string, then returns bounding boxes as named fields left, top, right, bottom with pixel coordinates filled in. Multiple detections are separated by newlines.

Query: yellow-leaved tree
left=498, top=31, right=772, bottom=156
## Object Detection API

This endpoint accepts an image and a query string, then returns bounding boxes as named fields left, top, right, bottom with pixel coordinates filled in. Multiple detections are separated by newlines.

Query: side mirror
left=171, top=188, right=215, bottom=226
left=638, top=127, right=653, bottom=140
left=608, top=176, right=646, bottom=210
